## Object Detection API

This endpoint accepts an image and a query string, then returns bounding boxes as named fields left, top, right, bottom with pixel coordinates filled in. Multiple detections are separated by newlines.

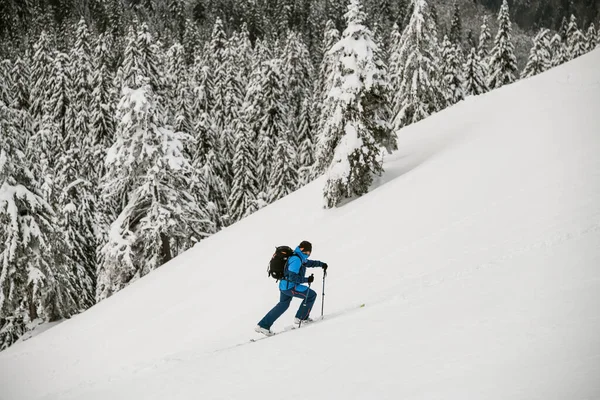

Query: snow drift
left=0, top=50, right=599, bottom=400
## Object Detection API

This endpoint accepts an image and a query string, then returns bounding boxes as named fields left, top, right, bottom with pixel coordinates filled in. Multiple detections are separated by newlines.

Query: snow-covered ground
left=1, top=50, right=599, bottom=400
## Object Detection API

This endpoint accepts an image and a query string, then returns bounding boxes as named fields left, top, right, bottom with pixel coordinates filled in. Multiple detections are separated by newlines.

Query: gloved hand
left=322, top=263, right=328, bottom=272
left=307, top=274, right=314, bottom=283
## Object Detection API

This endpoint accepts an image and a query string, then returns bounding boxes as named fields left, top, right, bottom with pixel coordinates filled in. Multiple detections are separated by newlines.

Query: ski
left=250, top=303, right=366, bottom=343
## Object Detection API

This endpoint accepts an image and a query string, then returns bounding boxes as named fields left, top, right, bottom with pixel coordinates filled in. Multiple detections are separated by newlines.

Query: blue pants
left=258, top=286, right=317, bottom=329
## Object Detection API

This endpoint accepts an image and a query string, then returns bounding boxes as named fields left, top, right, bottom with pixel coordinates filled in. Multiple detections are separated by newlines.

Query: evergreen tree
left=190, top=47, right=217, bottom=166
left=312, top=20, right=340, bottom=163
left=281, top=30, right=314, bottom=146
left=521, top=29, right=551, bottom=78
left=227, top=115, right=260, bottom=223
left=463, top=47, right=488, bottom=97
left=487, top=0, right=518, bottom=90
left=98, top=85, right=212, bottom=301
left=449, top=1, right=463, bottom=45
left=256, top=58, right=291, bottom=196
left=68, top=18, right=95, bottom=152
left=182, top=18, right=201, bottom=64
left=0, top=60, right=13, bottom=107
left=320, top=0, right=392, bottom=208
left=89, top=32, right=116, bottom=179
left=29, top=31, right=54, bottom=125
left=440, top=35, right=465, bottom=106
left=165, top=42, right=193, bottom=137
left=205, top=18, right=234, bottom=209
left=390, top=0, right=444, bottom=130
left=114, top=26, right=145, bottom=91
left=0, top=103, right=80, bottom=350
left=196, top=149, right=228, bottom=229
left=388, top=23, right=403, bottom=96
left=477, top=16, right=492, bottom=61
left=47, top=52, right=72, bottom=146
left=10, top=55, right=31, bottom=112
left=297, top=98, right=315, bottom=185
left=267, top=138, right=299, bottom=203
left=53, top=150, right=97, bottom=311
left=565, top=15, right=587, bottom=59
left=136, top=22, right=164, bottom=96
left=550, top=33, right=568, bottom=67
left=585, top=23, right=597, bottom=51
left=219, top=29, right=248, bottom=188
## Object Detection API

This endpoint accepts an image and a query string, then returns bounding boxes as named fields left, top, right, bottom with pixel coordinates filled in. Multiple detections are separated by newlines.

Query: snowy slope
left=1, top=50, right=600, bottom=400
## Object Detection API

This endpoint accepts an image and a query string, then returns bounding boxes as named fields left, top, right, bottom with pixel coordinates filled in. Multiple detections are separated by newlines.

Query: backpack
left=267, top=246, right=297, bottom=281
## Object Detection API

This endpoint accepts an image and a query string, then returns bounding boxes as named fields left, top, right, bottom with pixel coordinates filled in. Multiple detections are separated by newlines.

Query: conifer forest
left=0, top=0, right=598, bottom=350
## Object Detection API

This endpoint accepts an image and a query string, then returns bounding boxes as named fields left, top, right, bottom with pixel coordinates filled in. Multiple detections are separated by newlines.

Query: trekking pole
left=321, top=271, right=326, bottom=318
left=298, top=274, right=313, bottom=329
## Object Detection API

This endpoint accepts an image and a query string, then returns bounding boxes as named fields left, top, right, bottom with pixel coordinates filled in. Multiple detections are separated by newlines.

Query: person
left=255, top=241, right=328, bottom=336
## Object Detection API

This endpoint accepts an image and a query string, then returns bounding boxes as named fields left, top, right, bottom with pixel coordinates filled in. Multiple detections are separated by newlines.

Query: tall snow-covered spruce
left=318, top=0, right=395, bottom=209
left=0, top=103, right=80, bottom=350
left=521, top=29, right=551, bottom=79
left=97, top=85, right=213, bottom=301
left=463, top=47, right=488, bottom=97
left=487, top=0, right=518, bottom=90
left=390, top=0, right=444, bottom=130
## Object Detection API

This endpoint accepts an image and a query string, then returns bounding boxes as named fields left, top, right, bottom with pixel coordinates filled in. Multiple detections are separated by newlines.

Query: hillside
left=0, top=50, right=599, bottom=400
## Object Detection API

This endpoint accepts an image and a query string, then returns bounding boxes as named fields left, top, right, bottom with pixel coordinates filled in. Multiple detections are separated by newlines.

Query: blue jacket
left=279, top=247, right=324, bottom=291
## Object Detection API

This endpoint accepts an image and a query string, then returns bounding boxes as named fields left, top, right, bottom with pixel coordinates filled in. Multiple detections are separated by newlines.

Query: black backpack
left=267, top=246, right=298, bottom=281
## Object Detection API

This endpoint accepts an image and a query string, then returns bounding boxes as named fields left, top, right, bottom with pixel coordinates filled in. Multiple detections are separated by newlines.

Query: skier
left=255, top=241, right=328, bottom=336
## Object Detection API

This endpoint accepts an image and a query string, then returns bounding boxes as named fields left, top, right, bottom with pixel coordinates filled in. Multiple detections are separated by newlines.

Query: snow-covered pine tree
left=565, top=15, right=587, bottom=60
left=281, top=30, right=314, bottom=146
left=487, top=0, right=518, bottom=90
left=550, top=33, right=568, bottom=67
left=165, top=42, right=194, bottom=138
left=53, top=151, right=96, bottom=310
left=320, top=0, right=392, bottom=208
left=90, top=32, right=116, bottom=179
left=312, top=20, right=340, bottom=167
left=114, top=26, right=143, bottom=91
left=189, top=45, right=226, bottom=230
left=477, top=16, right=492, bottom=62
left=440, top=35, right=465, bottom=106
left=29, top=31, right=54, bottom=127
left=227, top=115, right=260, bottom=224
left=267, top=137, right=299, bottom=203
left=586, top=23, right=597, bottom=52
left=388, top=23, right=403, bottom=96
left=205, top=18, right=234, bottom=210
left=297, top=98, right=315, bottom=185
left=521, top=29, right=551, bottom=79
left=449, top=1, right=463, bottom=45
left=47, top=52, right=72, bottom=148
left=196, top=149, right=228, bottom=229
left=390, top=0, right=444, bottom=131
left=219, top=29, right=248, bottom=189
left=229, top=25, right=253, bottom=89
left=98, top=85, right=213, bottom=301
left=463, top=47, right=488, bottom=97
left=0, top=60, right=12, bottom=107
left=0, top=103, right=80, bottom=350
left=68, top=17, right=93, bottom=151
left=136, top=22, right=164, bottom=95
left=190, top=46, right=217, bottom=167
left=255, top=58, right=292, bottom=197
left=182, top=18, right=201, bottom=64
left=10, top=56, right=30, bottom=112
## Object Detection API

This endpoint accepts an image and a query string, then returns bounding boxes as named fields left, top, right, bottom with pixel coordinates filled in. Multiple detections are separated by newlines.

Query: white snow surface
left=1, top=51, right=600, bottom=400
